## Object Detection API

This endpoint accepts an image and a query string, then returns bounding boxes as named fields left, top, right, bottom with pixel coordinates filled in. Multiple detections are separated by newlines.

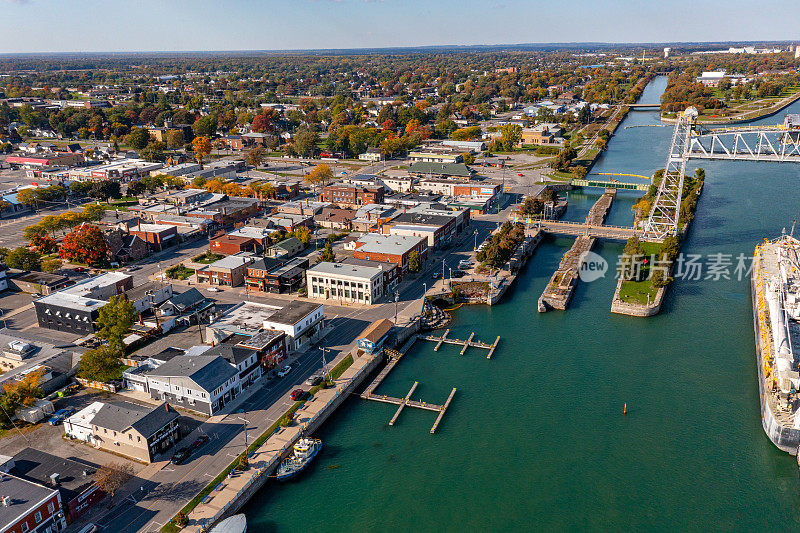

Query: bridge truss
left=642, top=107, right=696, bottom=241
left=642, top=109, right=800, bottom=240
left=686, top=125, right=800, bottom=162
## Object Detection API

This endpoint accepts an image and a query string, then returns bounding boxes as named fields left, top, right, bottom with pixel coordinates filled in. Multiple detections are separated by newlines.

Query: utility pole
left=394, top=291, right=399, bottom=324
left=320, top=346, right=332, bottom=383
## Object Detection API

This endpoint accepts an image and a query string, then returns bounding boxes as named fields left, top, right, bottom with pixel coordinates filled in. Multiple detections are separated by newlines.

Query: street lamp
left=320, top=346, right=332, bottom=383
left=473, top=230, right=478, bottom=251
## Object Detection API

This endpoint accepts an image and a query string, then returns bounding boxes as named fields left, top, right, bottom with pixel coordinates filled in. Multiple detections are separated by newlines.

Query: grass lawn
left=193, top=252, right=224, bottom=264
left=618, top=279, right=659, bottom=305
left=617, top=241, right=664, bottom=305
left=166, top=265, right=195, bottom=280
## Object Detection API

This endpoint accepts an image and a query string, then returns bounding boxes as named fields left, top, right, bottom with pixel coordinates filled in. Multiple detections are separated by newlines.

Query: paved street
left=72, top=201, right=511, bottom=532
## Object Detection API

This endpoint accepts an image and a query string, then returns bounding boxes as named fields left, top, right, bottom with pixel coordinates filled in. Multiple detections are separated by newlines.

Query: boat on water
left=752, top=234, right=800, bottom=454
left=210, top=514, right=246, bottom=533
left=276, top=437, right=322, bottom=481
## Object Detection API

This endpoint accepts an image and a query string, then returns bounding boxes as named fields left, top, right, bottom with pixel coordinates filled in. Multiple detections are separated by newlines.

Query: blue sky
left=2, top=0, right=800, bottom=53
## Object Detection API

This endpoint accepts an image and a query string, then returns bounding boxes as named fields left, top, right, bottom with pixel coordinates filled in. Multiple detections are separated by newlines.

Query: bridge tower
left=642, top=107, right=697, bottom=241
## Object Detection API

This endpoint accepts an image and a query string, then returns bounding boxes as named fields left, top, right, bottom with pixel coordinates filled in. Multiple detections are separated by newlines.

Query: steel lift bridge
left=642, top=108, right=800, bottom=241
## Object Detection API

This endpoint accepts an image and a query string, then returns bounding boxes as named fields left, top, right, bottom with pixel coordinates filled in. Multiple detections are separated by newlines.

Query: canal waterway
left=244, top=76, right=800, bottom=531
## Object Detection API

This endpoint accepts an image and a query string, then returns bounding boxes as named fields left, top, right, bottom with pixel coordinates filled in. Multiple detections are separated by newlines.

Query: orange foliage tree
left=60, top=225, right=108, bottom=266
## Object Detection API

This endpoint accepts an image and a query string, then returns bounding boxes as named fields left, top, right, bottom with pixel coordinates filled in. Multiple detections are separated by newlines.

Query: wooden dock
left=359, top=345, right=457, bottom=433
left=419, top=331, right=501, bottom=358
left=431, top=388, right=457, bottom=434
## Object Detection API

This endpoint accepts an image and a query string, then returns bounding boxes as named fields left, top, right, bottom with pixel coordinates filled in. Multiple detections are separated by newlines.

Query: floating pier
left=360, top=346, right=457, bottom=433
left=419, top=331, right=501, bottom=358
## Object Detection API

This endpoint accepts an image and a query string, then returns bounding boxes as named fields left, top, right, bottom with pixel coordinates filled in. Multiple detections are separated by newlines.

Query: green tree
left=78, top=345, right=124, bottom=382
left=462, top=152, right=475, bottom=165
left=499, top=123, right=522, bottom=151
left=407, top=250, right=421, bottom=273
left=320, top=241, right=335, bottom=262
left=5, top=247, right=41, bottom=271
left=125, top=127, right=150, bottom=150
left=96, top=295, right=137, bottom=353
left=293, top=129, right=320, bottom=158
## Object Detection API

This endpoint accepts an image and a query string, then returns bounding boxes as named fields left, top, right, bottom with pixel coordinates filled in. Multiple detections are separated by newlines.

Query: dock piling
left=460, top=332, right=475, bottom=355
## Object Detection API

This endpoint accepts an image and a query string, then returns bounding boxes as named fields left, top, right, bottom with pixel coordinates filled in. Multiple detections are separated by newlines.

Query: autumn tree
left=246, top=146, right=266, bottom=168
left=293, top=130, right=319, bottom=158
left=60, top=225, right=108, bottom=266
left=96, top=295, right=137, bottom=353
left=165, top=129, right=184, bottom=149
left=3, top=368, right=44, bottom=408
left=16, top=188, right=39, bottom=210
left=192, top=136, right=212, bottom=164
left=125, top=127, right=150, bottom=150
left=94, top=463, right=135, bottom=501
left=305, top=164, right=333, bottom=190
left=90, top=181, right=121, bottom=202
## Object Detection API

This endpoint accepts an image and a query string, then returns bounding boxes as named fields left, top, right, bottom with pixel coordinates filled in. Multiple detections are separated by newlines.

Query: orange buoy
left=623, top=403, right=627, bottom=415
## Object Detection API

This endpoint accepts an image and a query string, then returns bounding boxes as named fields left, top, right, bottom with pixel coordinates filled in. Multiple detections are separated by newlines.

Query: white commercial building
left=64, top=401, right=104, bottom=442
left=306, top=262, right=385, bottom=305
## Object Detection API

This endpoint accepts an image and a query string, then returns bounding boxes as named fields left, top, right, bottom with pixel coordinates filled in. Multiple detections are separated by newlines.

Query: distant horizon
left=2, top=0, right=799, bottom=54
left=0, top=39, right=797, bottom=58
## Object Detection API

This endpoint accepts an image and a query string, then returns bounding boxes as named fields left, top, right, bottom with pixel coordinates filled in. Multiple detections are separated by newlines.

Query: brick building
left=319, top=184, right=384, bottom=208
left=352, top=234, right=428, bottom=272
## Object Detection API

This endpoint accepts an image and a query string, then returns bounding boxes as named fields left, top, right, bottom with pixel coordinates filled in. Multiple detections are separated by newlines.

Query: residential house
left=81, top=402, right=180, bottom=463
left=245, top=257, right=309, bottom=294
left=195, top=254, right=255, bottom=287
left=266, top=237, right=304, bottom=259
left=157, top=288, right=215, bottom=325
left=145, top=356, right=240, bottom=415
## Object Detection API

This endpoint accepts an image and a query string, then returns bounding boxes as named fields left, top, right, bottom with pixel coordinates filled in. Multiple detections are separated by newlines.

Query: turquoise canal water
left=243, top=77, right=800, bottom=531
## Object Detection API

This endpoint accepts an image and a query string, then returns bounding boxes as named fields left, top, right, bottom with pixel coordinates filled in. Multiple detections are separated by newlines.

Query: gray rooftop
left=146, top=355, right=237, bottom=393
left=355, top=233, right=426, bottom=256
left=0, top=473, right=59, bottom=530
left=91, top=401, right=179, bottom=438
left=308, top=261, right=383, bottom=280
left=264, top=300, right=321, bottom=326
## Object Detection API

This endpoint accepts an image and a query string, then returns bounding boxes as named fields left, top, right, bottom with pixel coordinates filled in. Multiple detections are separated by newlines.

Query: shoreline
left=660, top=90, right=800, bottom=126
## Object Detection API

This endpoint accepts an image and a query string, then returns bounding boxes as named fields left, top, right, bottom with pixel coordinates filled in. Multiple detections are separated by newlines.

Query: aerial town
left=2, top=8, right=800, bottom=530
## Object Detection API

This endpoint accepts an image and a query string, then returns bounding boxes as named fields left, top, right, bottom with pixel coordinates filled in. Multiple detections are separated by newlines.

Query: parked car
left=30, top=293, right=42, bottom=299
left=451, top=270, right=467, bottom=278
left=277, top=365, right=292, bottom=378
left=431, top=272, right=441, bottom=280
left=171, top=448, right=191, bottom=464
left=289, top=389, right=306, bottom=401
left=458, top=260, right=472, bottom=269
left=48, top=408, right=75, bottom=425
left=207, top=287, right=221, bottom=292
left=125, top=265, right=141, bottom=272
left=192, top=435, right=210, bottom=448
left=305, top=373, right=323, bottom=386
